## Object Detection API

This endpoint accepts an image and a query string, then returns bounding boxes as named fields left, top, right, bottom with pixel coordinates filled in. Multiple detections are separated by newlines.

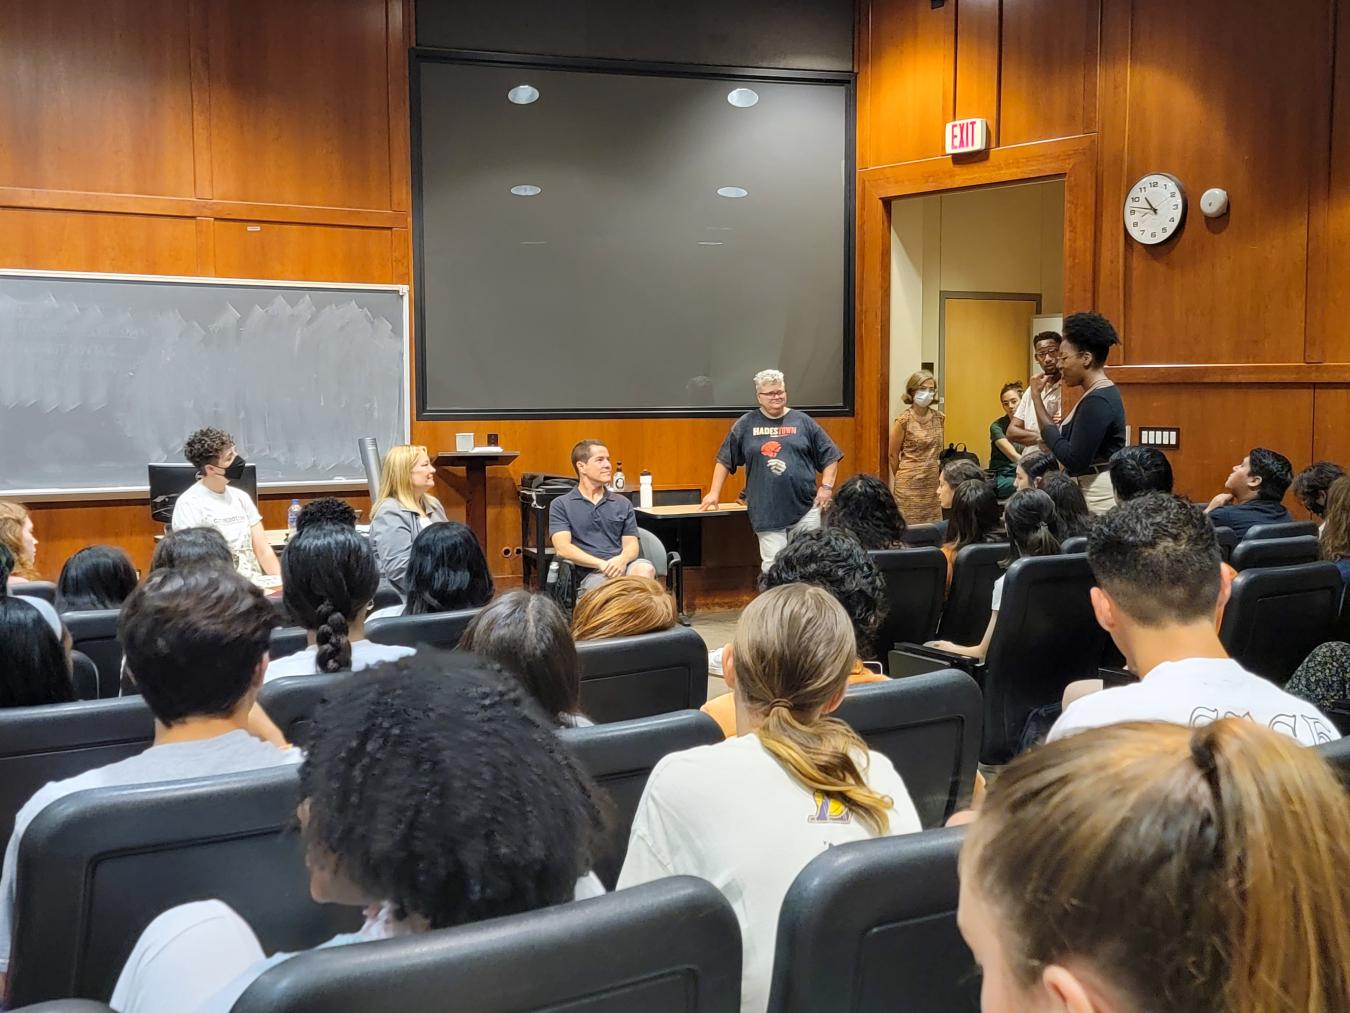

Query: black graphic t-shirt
left=717, top=409, right=843, bottom=532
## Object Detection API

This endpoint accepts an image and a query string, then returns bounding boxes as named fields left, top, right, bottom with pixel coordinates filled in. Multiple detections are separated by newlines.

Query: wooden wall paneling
left=1119, top=0, right=1330, bottom=366
left=188, top=0, right=215, bottom=199
left=954, top=0, right=1001, bottom=139
left=0, top=0, right=196, bottom=197
left=1307, top=0, right=1350, bottom=362
left=1094, top=0, right=1131, bottom=333
left=387, top=0, right=412, bottom=213
left=204, top=0, right=394, bottom=209
left=0, top=208, right=199, bottom=275
left=860, top=0, right=955, bottom=168
left=210, top=221, right=395, bottom=283
left=999, top=0, right=1100, bottom=148
left=1312, top=386, right=1350, bottom=465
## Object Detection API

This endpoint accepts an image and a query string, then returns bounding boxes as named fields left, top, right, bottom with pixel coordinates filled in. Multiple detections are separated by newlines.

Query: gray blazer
left=369, top=497, right=449, bottom=592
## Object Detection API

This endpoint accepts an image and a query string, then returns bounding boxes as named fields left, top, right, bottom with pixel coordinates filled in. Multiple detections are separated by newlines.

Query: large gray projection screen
left=414, top=57, right=851, bottom=417
left=0, top=272, right=408, bottom=496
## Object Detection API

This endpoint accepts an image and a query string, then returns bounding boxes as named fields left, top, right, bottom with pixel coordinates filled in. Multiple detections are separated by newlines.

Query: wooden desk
left=434, top=450, right=520, bottom=548
left=636, top=503, right=746, bottom=519
left=635, top=502, right=748, bottom=568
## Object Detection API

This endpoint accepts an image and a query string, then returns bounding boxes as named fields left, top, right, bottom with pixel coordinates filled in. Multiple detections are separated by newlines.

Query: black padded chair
left=61, top=610, right=123, bottom=699
left=9, top=1003, right=118, bottom=1012
left=370, top=580, right=403, bottom=612
left=934, top=542, right=1007, bottom=646
left=900, top=523, right=942, bottom=548
left=560, top=710, right=723, bottom=888
left=766, top=826, right=977, bottom=1013
left=8, top=767, right=360, bottom=1007
left=1243, top=520, right=1319, bottom=541
left=1219, top=562, right=1343, bottom=685
left=13, top=581, right=57, bottom=604
left=1229, top=535, right=1320, bottom=571
left=1318, top=736, right=1350, bottom=787
left=69, top=650, right=99, bottom=701
left=231, top=876, right=741, bottom=1013
left=1061, top=535, right=1088, bottom=553
left=575, top=625, right=709, bottom=723
left=0, top=696, right=154, bottom=845
left=891, top=554, right=1109, bottom=764
left=869, top=547, right=947, bottom=651
left=366, top=607, right=481, bottom=650
left=1213, top=525, right=1238, bottom=562
left=833, top=670, right=982, bottom=828
left=271, top=625, right=309, bottom=659
left=257, top=672, right=352, bottom=747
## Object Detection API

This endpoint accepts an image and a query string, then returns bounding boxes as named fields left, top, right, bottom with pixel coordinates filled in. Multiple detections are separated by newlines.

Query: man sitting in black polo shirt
left=549, top=439, right=656, bottom=593
left=1204, top=447, right=1294, bottom=537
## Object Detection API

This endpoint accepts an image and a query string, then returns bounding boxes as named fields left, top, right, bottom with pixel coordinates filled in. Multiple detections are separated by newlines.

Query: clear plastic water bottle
left=287, top=498, right=301, bottom=532
left=546, top=560, right=560, bottom=588
left=613, top=462, right=626, bottom=491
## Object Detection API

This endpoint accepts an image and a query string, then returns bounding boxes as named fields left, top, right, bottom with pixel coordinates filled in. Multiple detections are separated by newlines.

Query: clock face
left=1124, top=173, right=1186, bottom=245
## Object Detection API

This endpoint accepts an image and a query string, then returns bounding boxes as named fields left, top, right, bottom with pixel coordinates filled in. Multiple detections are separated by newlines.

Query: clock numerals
left=1125, top=173, right=1186, bottom=246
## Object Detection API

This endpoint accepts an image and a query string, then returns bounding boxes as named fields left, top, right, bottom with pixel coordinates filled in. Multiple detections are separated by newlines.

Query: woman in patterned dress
left=889, top=370, right=944, bottom=524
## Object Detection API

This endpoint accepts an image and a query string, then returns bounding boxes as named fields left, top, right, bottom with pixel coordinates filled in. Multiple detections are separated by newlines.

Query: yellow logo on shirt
left=808, top=792, right=852, bottom=824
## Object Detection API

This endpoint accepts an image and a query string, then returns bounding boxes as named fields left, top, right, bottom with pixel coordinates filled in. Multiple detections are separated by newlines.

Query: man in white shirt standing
left=1006, top=331, right=1063, bottom=450
left=0, top=567, right=298, bottom=990
left=171, top=427, right=280, bottom=579
left=1049, top=493, right=1339, bottom=746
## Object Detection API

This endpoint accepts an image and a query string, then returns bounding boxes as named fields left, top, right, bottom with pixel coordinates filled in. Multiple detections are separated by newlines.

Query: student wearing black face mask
left=171, top=427, right=280, bottom=578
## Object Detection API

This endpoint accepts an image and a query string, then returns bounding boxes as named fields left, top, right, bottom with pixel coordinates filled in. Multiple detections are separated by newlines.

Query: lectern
left=433, top=451, right=519, bottom=548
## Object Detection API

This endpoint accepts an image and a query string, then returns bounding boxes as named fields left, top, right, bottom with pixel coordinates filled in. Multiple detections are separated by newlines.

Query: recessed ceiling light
left=726, top=88, right=759, bottom=108
left=716, top=186, right=748, bottom=199
left=520, top=240, right=547, bottom=245
left=507, top=84, right=540, bottom=105
left=697, top=241, right=724, bottom=246
left=510, top=184, right=542, bottom=196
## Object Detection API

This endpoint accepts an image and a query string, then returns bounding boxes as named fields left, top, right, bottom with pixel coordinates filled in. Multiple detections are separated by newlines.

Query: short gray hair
left=753, top=369, right=785, bottom=391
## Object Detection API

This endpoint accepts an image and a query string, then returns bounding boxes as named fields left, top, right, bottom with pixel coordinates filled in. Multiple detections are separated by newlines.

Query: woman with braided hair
left=618, top=583, right=920, bottom=1013
left=263, top=522, right=413, bottom=680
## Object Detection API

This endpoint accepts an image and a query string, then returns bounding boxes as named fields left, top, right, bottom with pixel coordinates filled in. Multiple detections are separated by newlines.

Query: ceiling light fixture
left=507, top=84, right=540, bottom=105
left=510, top=184, right=542, bottom=196
left=716, top=186, right=748, bottom=199
left=726, top=88, right=759, bottom=108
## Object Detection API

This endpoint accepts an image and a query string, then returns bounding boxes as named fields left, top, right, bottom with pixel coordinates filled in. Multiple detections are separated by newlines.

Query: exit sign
left=945, top=118, right=989, bottom=155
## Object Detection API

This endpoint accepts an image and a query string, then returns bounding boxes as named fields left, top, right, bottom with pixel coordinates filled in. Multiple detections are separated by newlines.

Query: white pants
left=756, top=507, right=822, bottom=573
left=1078, top=471, right=1117, bottom=516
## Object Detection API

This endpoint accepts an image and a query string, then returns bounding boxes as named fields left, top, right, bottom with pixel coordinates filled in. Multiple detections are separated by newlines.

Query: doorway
left=941, top=293, right=1040, bottom=454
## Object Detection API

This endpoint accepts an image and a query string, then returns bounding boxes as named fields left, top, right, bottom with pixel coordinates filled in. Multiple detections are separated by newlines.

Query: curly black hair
left=1292, top=461, right=1346, bottom=517
left=759, top=527, right=887, bottom=657
left=295, top=497, right=358, bottom=532
left=183, top=427, right=234, bottom=469
left=299, top=651, right=606, bottom=930
left=1061, top=312, right=1121, bottom=368
left=824, top=474, right=907, bottom=550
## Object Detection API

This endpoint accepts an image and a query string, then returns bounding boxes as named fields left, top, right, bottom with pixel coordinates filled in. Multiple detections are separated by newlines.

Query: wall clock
left=1124, top=173, right=1186, bottom=245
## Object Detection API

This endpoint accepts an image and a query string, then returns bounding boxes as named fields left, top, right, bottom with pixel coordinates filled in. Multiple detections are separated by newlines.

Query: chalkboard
left=0, top=271, right=408, bottom=497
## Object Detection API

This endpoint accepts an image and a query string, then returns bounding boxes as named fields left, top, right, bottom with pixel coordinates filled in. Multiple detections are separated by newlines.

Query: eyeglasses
left=757, top=390, right=786, bottom=399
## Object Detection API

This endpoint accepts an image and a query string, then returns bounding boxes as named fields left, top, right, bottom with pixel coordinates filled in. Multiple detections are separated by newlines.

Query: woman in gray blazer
left=369, top=444, right=448, bottom=592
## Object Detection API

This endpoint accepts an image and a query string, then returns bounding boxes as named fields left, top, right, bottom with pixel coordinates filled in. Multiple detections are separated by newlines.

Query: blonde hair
left=570, top=575, right=677, bottom=641
left=901, top=369, right=936, bottom=406
left=375, top=445, right=439, bottom=515
left=0, top=500, right=37, bottom=580
left=964, top=720, right=1350, bottom=1013
left=1319, top=474, right=1350, bottom=563
left=733, top=584, right=893, bottom=835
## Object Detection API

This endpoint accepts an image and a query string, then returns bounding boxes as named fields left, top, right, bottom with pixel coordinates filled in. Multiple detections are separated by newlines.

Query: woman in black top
left=1027, top=312, right=1126, bottom=515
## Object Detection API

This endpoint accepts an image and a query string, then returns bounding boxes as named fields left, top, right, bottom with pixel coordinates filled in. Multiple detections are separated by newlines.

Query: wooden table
left=635, top=502, right=747, bottom=568
left=434, top=450, right=520, bottom=548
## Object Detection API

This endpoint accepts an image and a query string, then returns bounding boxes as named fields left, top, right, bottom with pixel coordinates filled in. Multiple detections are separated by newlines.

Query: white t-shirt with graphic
left=263, top=640, right=415, bottom=681
left=171, top=483, right=264, bottom=578
left=1048, top=657, right=1341, bottom=746
left=616, top=733, right=921, bottom=1013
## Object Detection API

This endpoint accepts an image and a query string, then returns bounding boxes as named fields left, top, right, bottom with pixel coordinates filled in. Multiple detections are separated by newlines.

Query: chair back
left=832, top=671, right=982, bottom=828
left=9, top=767, right=359, bottom=1007
left=69, top=650, right=99, bottom=700
left=1244, top=519, right=1318, bottom=541
left=232, top=877, right=741, bottom=1013
left=981, top=554, right=1108, bottom=764
left=1213, top=525, right=1238, bottom=561
left=560, top=710, right=723, bottom=888
left=0, top=697, right=153, bottom=845
left=635, top=527, right=670, bottom=578
left=1318, top=736, right=1350, bottom=787
left=1229, top=535, right=1320, bottom=571
left=370, top=580, right=403, bottom=612
left=366, top=607, right=480, bottom=650
left=901, top=523, right=942, bottom=548
left=1219, top=562, right=1343, bottom=685
left=14, top=581, right=57, bottom=604
left=934, top=542, right=1007, bottom=645
left=258, top=673, right=352, bottom=747
left=1060, top=535, right=1087, bottom=553
left=271, top=626, right=309, bottom=659
left=358, top=436, right=383, bottom=503
left=61, top=609, right=123, bottom=699
left=868, top=547, right=946, bottom=650
left=766, top=827, right=977, bottom=1013
left=575, top=625, right=709, bottom=722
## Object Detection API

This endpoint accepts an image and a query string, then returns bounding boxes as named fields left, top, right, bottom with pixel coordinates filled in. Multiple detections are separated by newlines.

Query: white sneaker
left=707, top=647, right=725, bottom=677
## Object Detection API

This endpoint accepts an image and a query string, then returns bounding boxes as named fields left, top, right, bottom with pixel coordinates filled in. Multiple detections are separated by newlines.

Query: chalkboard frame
left=410, top=48, right=856, bottom=420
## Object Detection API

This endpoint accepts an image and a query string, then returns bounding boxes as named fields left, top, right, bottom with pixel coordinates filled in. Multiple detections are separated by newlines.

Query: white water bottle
left=287, top=498, right=301, bottom=531
left=613, top=462, right=626, bottom=491
left=639, top=470, right=653, bottom=509
left=546, top=561, right=559, bottom=588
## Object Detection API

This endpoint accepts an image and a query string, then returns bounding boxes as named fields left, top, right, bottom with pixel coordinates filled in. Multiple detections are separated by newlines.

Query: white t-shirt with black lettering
left=171, top=483, right=263, bottom=578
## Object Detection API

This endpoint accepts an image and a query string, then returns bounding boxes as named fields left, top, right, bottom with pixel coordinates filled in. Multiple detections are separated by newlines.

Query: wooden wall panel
left=0, top=0, right=196, bottom=197
left=1312, top=387, right=1350, bottom=465
left=0, top=209, right=199, bottom=275
left=859, top=0, right=953, bottom=168
left=204, top=0, right=393, bottom=209
left=211, top=222, right=395, bottom=283
left=953, top=0, right=1000, bottom=135
left=999, top=0, right=1099, bottom=147
left=1308, top=0, right=1350, bottom=362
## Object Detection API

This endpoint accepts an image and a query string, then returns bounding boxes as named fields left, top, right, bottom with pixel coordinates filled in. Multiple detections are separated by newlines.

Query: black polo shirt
left=548, top=486, right=639, bottom=561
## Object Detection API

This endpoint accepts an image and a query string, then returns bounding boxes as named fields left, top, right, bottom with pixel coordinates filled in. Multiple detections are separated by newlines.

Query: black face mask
left=222, top=455, right=247, bottom=481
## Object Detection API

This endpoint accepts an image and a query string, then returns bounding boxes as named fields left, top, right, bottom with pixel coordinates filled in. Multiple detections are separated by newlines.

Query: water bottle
left=613, top=462, right=626, bottom=492
left=546, top=561, right=560, bottom=588
left=639, top=469, right=653, bottom=509
left=287, top=498, right=301, bottom=532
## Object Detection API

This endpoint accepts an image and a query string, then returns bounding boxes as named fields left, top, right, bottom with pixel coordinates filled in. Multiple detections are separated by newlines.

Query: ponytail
left=1002, top=489, right=1061, bottom=567
left=315, top=601, right=353, bottom=673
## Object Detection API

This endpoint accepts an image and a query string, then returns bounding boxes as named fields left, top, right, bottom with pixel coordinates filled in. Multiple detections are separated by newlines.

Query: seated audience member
left=1013, top=448, right=1059, bottom=492
left=927, top=489, right=1061, bottom=662
left=0, top=500, right=39, bottom=589
left=989, top=382, right=1024, bottom=499
left=0, top=543, right=67, bottom=658
left=618, top=584, right=921, bottom=1013
left=459, top=591, right=590, bottom=727
left=1108, top=444, right=1174, bottom=501
left=549, top=440, right=656, bottom=594
left=1317, top=474, right=1350, bottom=585
left=940, top=478, right=1002, bottom=588
left=0, top=567, right=293, bottom=986
left=571, top=575, right=676, bottom=641
left=823, top=473, right=907, bottom=550
left=1292, top=459, right=1345, bottom=525
left=265, top=523, right=413, bottom=679
left=703, top=528, right=889, bottom=736
left=149, top=526, right=234, bottom=573
left=294, top=497, right=358, bottom=533
left=171, top=428, right=280, bottom=579
left=1040, top=471, right=1094, bottom=539
left=0, top=595, right=76, bottom=709
left=1204, top=447, right=1294, bottom=537
left=1049, top=494, right=1337, bottom=745
left=111, top=655, right=606, bottom=1013
left=1286, top=642, right=1350, bottom=716
left=368, top=521, right=493, bottom=622
left=55, top=545, right=138, bottom=613
left=960, top=719, right=1350, bottom=1013
left=369, top=445, right=447, bottom=593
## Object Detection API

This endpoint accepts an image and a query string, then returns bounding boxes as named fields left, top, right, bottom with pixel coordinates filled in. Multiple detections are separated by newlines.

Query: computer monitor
left=148, top=463, right=259, bottom=524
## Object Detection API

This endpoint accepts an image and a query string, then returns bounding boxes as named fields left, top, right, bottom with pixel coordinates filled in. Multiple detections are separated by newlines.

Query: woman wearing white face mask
left=889, top=370, right=944, bottom=524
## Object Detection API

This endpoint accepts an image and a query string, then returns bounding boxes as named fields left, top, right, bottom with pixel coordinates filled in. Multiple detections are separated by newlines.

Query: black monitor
left=148, top=463, right=259, bottom=524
